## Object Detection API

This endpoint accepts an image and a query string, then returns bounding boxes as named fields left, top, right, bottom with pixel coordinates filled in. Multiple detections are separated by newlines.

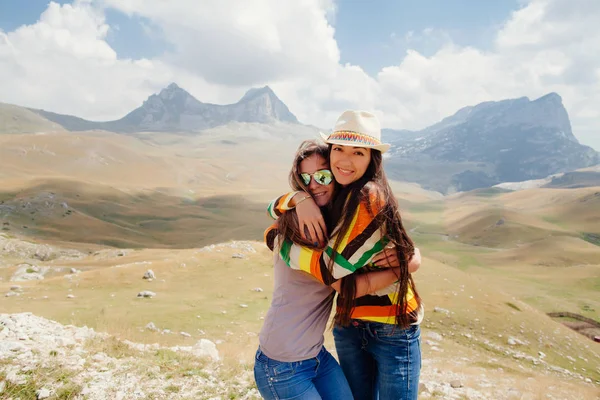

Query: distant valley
left=2, top=84, right=598, bottom=193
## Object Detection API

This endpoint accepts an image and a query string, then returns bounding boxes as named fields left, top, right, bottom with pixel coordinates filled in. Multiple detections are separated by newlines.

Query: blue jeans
left=254, top=346, right=353, bottom=399
left=333, top=321, right=421, bottom=400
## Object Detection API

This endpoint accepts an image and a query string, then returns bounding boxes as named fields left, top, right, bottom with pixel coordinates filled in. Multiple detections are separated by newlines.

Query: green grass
left=473, top=361, right=531, bottom=377
left=0, top=363, right=82, bottom=400
left=406, top=201, right=445, bottom=213
left=471, top=187, right=512, bottom=197
left=581, top=232, right=600, bottom=246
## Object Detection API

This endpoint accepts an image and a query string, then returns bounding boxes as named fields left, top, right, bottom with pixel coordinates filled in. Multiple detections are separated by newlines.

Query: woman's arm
left=372, top=247, right=421, bottom=273
left=275, top=188, right=389, bottom=284
left=267, top=192, right=302, bottom=219
left=331, top=247, right=421, bottom=295
left=331, top=267, right=399, bottom=297
left=267, top=192, right=327, bottom=245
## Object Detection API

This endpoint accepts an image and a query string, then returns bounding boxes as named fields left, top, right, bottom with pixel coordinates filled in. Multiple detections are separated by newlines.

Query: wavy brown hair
left=328, top=145, right=421, bottom=328
left=276, top=140, right=337, bottom=248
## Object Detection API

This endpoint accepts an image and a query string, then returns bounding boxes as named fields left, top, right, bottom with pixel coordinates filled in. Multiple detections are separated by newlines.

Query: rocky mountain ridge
left=29, top=84, right=298, bottom=133
left=383, top=93, right=599, bottom=192
left=3, top=88, right=598, bottom=192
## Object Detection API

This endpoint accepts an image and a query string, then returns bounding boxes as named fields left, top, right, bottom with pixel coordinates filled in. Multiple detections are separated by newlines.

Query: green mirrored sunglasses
left=300, top=169, right=333, bottom=186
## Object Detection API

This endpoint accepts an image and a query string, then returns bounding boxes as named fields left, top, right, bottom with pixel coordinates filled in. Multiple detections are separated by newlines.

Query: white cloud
left=0, top=1, right=239, bottom=120
left=101, top=0, right=340, bottom=86
left=0, top=0, right=598, bottom=150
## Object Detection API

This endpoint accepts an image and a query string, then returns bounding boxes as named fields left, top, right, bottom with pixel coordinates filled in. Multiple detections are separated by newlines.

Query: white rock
left=67, top=294, right=76, bottom=299
left=450, top=380, right=463, bottom=388
left=433, top=307, right=450, bottom=315
left=239, top=304, right=248, bottom=308
left=92, top=353, right=107, bottom=362
left=180, top=332, right=191, bottom=338
left=252, top=287, right=264, bottom=292
left=145, top=322, right=158, bottom=332
left=137, top=291, right=156, bottom=298
left=143, top=270, right=156, bottom=280
left=425, top=331, right=444, bottom=341
left=193, top=338, right=219, bottom=360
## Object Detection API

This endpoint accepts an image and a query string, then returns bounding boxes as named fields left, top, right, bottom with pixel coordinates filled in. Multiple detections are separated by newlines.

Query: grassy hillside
left=0, top=103, right=66, bottom=134
left=1, top=241, right=598, bottom=398
left=0, top=179, right=268, bottom=248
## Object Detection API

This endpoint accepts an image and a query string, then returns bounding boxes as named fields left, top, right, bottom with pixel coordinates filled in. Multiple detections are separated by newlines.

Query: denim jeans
left=254, top=346, right=353, bottom=399
left=333, top=321, right=421, bottom=400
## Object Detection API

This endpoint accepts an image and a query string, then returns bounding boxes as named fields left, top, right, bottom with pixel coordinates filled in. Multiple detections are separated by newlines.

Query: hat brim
left=319, top=132, right=391, bottom=153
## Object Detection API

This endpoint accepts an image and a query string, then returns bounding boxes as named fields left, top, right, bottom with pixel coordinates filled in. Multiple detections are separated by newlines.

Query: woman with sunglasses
left=265, top=111, right=423, bottom=400
left=254, top=140, right=417, bottom=400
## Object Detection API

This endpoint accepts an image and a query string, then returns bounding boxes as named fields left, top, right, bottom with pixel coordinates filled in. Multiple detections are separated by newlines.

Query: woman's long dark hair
left=328, top=145, right=421, bottom=328
left=277, top=140, right=337, bottom=248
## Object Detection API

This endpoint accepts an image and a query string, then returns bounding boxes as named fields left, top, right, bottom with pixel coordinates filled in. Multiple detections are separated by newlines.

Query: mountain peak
left=235, top=85, right=298, bottom=123
left=157, top=83, right=193, bottom=101
left=534, top=92, right=562, bottom=104
left=239, top=86, right=276, bottom=103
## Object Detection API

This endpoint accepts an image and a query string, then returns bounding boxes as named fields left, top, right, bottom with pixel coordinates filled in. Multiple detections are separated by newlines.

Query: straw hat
left=320, top=110, right=390, bottom=153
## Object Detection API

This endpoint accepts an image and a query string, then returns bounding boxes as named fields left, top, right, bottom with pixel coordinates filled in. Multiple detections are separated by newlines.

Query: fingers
left=314, top=222, right=325, bottom=245
left=300, top=223, right=308, bottom=240
left=317, top=218, right=327, bottom=244
left=295, top=197, right=327, bottom=246
left=372, top=248, right=399, bottom=268
left=305, top=224, right=317, bottom=244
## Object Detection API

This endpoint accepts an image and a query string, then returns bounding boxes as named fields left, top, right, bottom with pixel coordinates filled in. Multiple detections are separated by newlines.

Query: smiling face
left=329, top=145, right=372, bottom=186
left=299, top=154, right=334, bottom=207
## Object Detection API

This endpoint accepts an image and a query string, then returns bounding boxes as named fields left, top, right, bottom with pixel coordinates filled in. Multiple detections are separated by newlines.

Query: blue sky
left=0, top=0, right=170, bottom=60
left=334, top=0, right=521, bottom=74
left=0, top=0, right=520, bottom=75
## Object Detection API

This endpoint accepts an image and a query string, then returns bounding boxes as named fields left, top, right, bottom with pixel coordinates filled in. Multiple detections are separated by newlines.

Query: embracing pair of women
left=254, top=110, right=423, bottom=400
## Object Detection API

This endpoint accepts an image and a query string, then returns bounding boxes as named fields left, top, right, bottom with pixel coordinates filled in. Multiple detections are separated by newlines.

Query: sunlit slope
left=0, top=125, right=317, bottom=196
left=498, top=187, right=600, bottom=233
left=0, top=103, right=66, bottom=134
left=0, top=179, right=268, bottom=248
left=441, top=186, right=600, bottom=248
left=1, top=243, right=598, bottom=390
left=481, top=235, right=600, bottom=266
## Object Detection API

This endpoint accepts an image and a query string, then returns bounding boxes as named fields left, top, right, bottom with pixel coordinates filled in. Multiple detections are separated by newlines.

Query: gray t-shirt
left=259, top=253, right=335, bottom=362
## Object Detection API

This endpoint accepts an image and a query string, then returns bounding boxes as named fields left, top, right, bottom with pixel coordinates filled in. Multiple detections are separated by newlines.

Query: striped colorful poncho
left=265, top=188, right=420, bottom=324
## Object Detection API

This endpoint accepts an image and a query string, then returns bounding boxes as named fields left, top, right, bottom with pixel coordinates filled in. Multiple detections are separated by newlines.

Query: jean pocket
left=270, top=360, right=296, bottom=382
left=373, top=323, right=420, bottom=345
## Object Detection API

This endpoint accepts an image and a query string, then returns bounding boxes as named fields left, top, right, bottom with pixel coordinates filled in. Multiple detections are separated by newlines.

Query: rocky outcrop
left=0, top=313, right=257, bottom=400
left=30, top=84, right=298, bottom=133
left=385, top=93, right=599, bottom=193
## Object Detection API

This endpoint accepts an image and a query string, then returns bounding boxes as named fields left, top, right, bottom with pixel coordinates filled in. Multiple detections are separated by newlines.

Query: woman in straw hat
left=265, top=111, right=423, bottom=400
left=255, top=139, right=419, bottom=399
